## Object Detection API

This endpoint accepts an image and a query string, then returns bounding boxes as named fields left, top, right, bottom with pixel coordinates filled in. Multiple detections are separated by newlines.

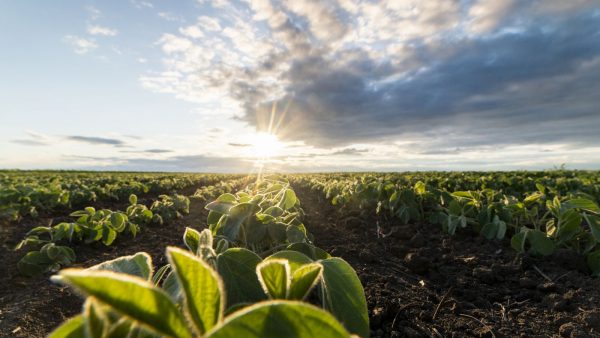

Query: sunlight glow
left=248, top=132, right=283, bottom=159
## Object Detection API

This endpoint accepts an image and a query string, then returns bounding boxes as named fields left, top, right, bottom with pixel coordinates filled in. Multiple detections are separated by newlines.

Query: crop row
left=291, top=171, right=600, bottom=276
left=0, top=171, right=241, bottom=221
left=16, top=193, right=191, bottom=276
left=48, top=176, right=369, bottom=337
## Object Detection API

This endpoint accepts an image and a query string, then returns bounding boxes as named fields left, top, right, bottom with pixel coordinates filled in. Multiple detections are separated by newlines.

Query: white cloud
left=467, top=0, right=516, bottom=34
left=86, top=6, right=102, bottom=20
left=63, top=35, right=98, bottom=54
left=179, top=25, right=204, bottom=39
left=131, top=0, right=153, bottom=9
left=158, top=12, right=184, bottom=22
left=197, top=16, right=222, bottom=32
left=157, top=34, right=193, bottom=54
left=138, top=58, right=148, bottom=63
left=87, top=25, right=119, bottom=36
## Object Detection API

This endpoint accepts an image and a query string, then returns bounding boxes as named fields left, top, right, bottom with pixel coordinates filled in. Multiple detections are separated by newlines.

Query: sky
left=1, top=0, right=600, bottom=172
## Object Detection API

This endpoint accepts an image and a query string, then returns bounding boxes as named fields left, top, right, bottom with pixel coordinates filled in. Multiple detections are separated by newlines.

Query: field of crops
left=1, top=170, right=600, bottom=337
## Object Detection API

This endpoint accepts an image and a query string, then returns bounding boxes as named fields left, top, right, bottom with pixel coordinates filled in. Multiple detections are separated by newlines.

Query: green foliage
left=17, top=243, right=76, bottom=276
left=50, top=245, right=360, bottom=337
left=216, top=248, right=266, bottom=307
left=150, top=194, right=190, bottom=224
left=293, top=172, right=600, bottom=276
left=16, top=192, right=193, bottom=277
left=204, top=301, right=350, bottom=338
left=48, top=181, right=368, bottom=337
left=1, top=171, right=239, bottom=221
left=206, top=178, right=310, bottom=253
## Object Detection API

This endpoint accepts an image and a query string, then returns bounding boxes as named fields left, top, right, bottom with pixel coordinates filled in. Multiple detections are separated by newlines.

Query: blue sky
left=1, top=0, right=600, bottom=172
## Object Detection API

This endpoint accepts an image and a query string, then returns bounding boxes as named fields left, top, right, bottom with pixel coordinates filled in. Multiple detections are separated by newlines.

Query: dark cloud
left=239, top=10, right=600, bottom=150
left=66, top=135, right=126, bottom=146
left=330, top=148, right=369, bottom=156
left=228, top=143, right=251, bottom=147
left=63, top=154, right=252, bottom=173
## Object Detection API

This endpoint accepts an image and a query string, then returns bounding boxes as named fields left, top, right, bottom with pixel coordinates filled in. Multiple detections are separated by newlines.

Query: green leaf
left=207, top=211, right=223, bottom=227
left=105, top=318, right=134, bottom=338
left=556, top=209, right=582, bottom=243
left=524, top=192, right=543, bottom=204
left=110, top=212, right=126, bottom=231
left=205, top=200, right=236, bottom=214
left=183, top=227, right=201, bottom=253
left=280, top=189, right=297, bottom=210
left=53, top=269, right=192, bottom=338
left=586, top=250, right=600, bottom=277
left=199, top=228, right=213, bottom=247
left=257, top=259, right=291, bottom=299
left=289, top=263, right=323, bottom=300
left=584, top=214, right=600, bottom=242
left=244, top=220, right=267, bottom=245
left=480, top=222, right=498, bottom=240
left=563, top=198, right=600, bottom=213
left=162, top=270, right=182, bottom=302
left=267, top=222, right=287, bottom=242
left=286, top=243, right=331, bottom=261
left=264, top=206, right=284, bottom=217
left=48, top=315, right=85, bottom=338
left=129, top=194, right=138, bottom=205
left=18, top=251, right=52, bottom=276
left=83, top=298, right=108, bottom=338
left=529, top=230, right=556, bottom=256
left=535, top=183, right=546, bottom=194
left=215, top=203, right=260, bottom=242
left=167, top=247, right=224, bottom=334
left=216, top=248, right=267, bottom=308
left=511, top=230, right=527, bottom=253
left=320, top=257, right=369, bottom=338
left=448, top=200, right=461, bottom=215
left=286, top=225, right=306, bottom=243
left=217, top=193, right=237, bottom=203
left=87, top=252, right=153, bottom=281
left=102, top=226, right=117, bottom=246
left=414, top=181, right=426, bottom=195
left=204, top=300, right=351, bottom=338
left=152, top=264, right=170, bottom=286
left=265, top=250, right=313, bottom=273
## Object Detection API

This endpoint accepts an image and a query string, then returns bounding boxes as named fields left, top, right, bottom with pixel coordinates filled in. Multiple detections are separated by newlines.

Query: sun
left=248, top=132, right=283, bottom=159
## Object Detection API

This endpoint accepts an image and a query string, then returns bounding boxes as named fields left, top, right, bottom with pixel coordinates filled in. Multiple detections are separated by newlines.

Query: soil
left=1, top=183, right=600, bottom=337
left=294, top=185, right=600, bottom=338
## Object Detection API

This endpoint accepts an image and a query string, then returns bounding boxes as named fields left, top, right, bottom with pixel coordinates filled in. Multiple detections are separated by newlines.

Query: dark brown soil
left=294, top=185, right=600, bottom=338
left=2, top=184, right=600, bottom=337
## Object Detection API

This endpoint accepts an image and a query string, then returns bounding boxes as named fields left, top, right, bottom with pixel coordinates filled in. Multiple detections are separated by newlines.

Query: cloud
left=197, top=16, right=221, bottom=32
left=63, top=35, right=98, bottom=54
left=64, top=154, right=252, bottom=172
left=331, top=148, right=369, bottom=156
left=143, top=0, right=600, bottom=158
left=228, top=143, right=251, bottom=147
left=120, top=148, right=174, bottom=154
left=86, top=6, right=102, bottom=21
left=131, top=0, right=153, bottom=9
left=87, top=25, right=118, bottom=36
left=11, top=139, right=47, bottom=146
left=158, top=12, right=184, bottom=22
left=10, top=130, right=52, bottom=146
left=65, top=135, right=126, bottom=146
